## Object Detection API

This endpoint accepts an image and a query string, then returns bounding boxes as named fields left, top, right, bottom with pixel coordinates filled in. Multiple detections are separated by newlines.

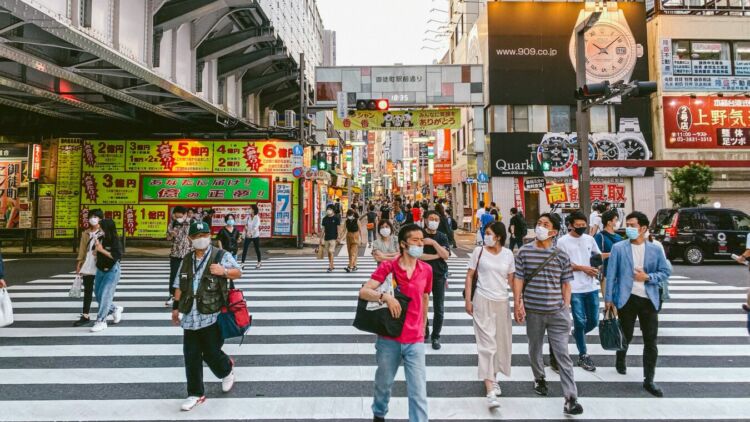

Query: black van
left=650, top=207, right=750, bottom=265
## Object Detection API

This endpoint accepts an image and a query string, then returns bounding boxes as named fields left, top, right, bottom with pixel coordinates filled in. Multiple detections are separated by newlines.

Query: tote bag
left=0, top=288, right=13, bottom=327
left=353, top=272, right=411, bottom=337
left=599, top=309, right=628, bottom=351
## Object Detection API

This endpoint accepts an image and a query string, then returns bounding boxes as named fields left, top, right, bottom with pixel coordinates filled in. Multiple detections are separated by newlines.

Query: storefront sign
left=334, top=109, right=461, bottom=131
left=524, top=177, right=547, bottom=191
left=82, top=172, right=139, bottom=204
left=31, top=144, right=42, bottom=179
left=0, top=161, right=22, bottom=228
left=545, top=183, right=568, bottom=205
left=663, top=96, right=750, bottom=148
left=212, top=140, right=296, bottom=173
left=38, top=184, right=55, bottom=218
left=80, top=205, right=124, bottom=231
left=126, top=140, right=212, bottom=172
left=123, top=205, right=169, bottom=237
left=141, top=175, right=271, bottom=202
left=54, top=139, right=82, bottom=238
left=661, top=39, right=750, bottom=91
left=82, top=141, right=126, bottom=171
left=257, top=202, right=272, bottom=238
left=544, top=179, right=628, bottom=209
left=273, top=182, right=293, bottom=236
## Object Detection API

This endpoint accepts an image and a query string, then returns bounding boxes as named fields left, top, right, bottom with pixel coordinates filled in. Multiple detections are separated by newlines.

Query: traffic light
left=541, top=159, right=552, bottom=172
left=316, top=151, right=327, bottom=170
left=575, top=81, right=611, bottom=99
left=330, top=152, right=338, bottom=170
left=630, top=81, right=657, bottom=97
left=356, top=99, right=389, bottom=111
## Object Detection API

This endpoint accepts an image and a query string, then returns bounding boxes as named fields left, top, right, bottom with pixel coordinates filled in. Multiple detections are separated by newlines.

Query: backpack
left=217, top=277, right=252, bottom=343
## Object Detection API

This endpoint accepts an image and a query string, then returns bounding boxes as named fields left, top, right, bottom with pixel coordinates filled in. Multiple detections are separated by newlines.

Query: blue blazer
left=605, top=240, right=671, bottom=311
left=0, top=251, right=4, bottom=280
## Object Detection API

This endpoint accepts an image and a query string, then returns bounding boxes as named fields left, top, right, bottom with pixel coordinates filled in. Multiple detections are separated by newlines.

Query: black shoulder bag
left=353, top=270, right=411, bottom=337
left=522, top=248, right=560, bottom=296
left=462, top=248, right=484, bottom=300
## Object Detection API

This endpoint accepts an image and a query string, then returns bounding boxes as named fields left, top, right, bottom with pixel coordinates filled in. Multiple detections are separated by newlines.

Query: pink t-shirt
left=370, top=258, right=433, bottom=344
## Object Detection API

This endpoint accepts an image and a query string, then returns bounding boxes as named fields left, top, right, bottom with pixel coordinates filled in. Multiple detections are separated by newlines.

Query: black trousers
left=428, top=276, right=447, bottom=340
left=241, top=237, right=261, bottom=263
left=81, top=275, right=95, bottom=315
left=169, top=257, right=182, bottom=297
left=617, top=295, right=659, bottom=382
left=183, top=323, right=233, bottom=397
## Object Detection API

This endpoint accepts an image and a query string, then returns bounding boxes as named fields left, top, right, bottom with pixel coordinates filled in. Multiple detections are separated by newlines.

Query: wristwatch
left=567, top=134, right=597, bottom=161
left=538, top=133, right=575, bottom=176
left=568, top=1, right=644, bottom=84
left=617, top=117, right=651, bottom=176
left=592, top=133, right=625, bottom=177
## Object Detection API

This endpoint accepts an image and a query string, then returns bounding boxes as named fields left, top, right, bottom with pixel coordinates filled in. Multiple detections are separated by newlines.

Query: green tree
left=668, top=163, right=714, bottom=208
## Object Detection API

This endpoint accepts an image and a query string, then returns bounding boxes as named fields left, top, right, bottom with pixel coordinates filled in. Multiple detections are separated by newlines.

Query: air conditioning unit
left=284, top=110, right=296, bottom=128
left=267, top=110, right=278, bottom=127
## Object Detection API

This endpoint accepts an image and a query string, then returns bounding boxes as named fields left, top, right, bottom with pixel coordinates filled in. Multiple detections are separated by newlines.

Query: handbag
left=353, top=271, right=411, bottom=337
left=599, top=309, right=628, bottom=351
left=217, top=279, right=252, bottom=343
left=0, top=288, right=13, bottom=327
left=68, top=274, right=83, bottom=298
left=462, top=248, right=484, bottom=300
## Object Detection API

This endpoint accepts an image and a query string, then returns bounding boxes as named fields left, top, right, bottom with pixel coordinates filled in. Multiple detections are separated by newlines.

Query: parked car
left=650, top=207, right=750, bottom=265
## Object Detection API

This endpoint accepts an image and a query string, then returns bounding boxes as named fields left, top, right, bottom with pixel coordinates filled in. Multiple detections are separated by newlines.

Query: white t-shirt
left=245, top=215, right=260, bottom=238
left=589, top=211, right=602, bottom=235
left=476, top=208, right=486, bottom=221
left=631, top=242, right=648, bottom=298
left=468, top=246, right=516, bottom=301
left=556, top=233, right=601, bottom=293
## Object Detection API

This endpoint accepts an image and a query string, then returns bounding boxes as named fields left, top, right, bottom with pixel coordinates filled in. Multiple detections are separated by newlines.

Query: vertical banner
left=257, top=202, right=272, bottom=238
left=0, top=161, right=22, bottom=228
left=273, top=182, right=293, bottom=236
left=54, top=140, right=82, bottom=238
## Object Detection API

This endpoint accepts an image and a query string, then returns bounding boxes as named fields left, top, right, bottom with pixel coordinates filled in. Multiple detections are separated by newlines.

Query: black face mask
left=574, top=227, right=587, bottom=236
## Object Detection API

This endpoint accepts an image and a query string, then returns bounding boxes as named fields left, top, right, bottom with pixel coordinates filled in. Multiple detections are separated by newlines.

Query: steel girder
left=261, top=86, right=299, bottom=108
left=0, top=95, right=81, bottom=120
left=155, top=0, right=259, bottom=31
left=242, top=71, right=297, bottom=94
left=218, top=47, right=288, bottom=78
left=197, top=26, right=275, bottom=61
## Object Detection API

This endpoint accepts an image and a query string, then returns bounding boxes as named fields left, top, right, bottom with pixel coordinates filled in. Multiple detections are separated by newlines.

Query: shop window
left=491, top=105, right=508, bottom=133
left=734, top=41, right=750, bottom=76
left=549, top=106, right=573, bottom=132
left=672, top=40, right=731, bottom=75
left=512, top=106, right=529, bottom=132
left=530, top=105, right=548, bottom=132
left=589, top=105, right=610, bottom=133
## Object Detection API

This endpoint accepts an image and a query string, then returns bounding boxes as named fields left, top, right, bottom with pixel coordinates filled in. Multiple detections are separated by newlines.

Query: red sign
left=663, top=96, right=750, bottom=149
left=31, top=144, right=42, bottom=179
left=433, top=129, right=452, bottom=185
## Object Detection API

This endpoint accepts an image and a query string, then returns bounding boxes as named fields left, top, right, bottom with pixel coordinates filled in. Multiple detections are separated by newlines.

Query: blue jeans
left=368, top=229, right=376, bottom=243
left=372, top=337, right=428, bottom=422
left=94, top=262, right=120, bottom=322
left=571, top=290, right=600, bottom=356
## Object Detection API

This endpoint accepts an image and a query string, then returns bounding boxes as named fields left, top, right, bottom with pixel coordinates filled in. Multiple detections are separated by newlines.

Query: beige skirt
left=472, top=293, right=512, bottom=380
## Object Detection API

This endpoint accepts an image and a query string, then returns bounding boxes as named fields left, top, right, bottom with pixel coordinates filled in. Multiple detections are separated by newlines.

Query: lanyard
left=193, top=247, right=211, bottom=276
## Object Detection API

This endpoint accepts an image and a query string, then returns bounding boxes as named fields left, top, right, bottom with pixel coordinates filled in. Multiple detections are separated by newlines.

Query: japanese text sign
left=141, top=175, right=271, bottom=202
left=334, top=109, right=461, bottom=131
left=82, top=141, right=126, bottom=172
left=663, top=96, right=750, bottom=149
left=126, top=140, right=212, bottom=172
left=212, top=141, right=297, bottom=174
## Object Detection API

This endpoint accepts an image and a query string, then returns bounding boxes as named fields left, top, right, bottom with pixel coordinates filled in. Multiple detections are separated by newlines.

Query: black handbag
left=462, top=248, right=484, bottom=300
left=353, top=275, right=411, bottom=337
left=599, top=309, right=628, bottom=351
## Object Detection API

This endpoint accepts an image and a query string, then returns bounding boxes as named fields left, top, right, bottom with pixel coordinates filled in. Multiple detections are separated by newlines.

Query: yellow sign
left=81, top=172, right=139, bottom=204
left=126, top=140, right=212, bottom=172
left=212, top=140, right=296, bottom=174
left=333, top=109, right=461, bottom=131
left=80, top=205, right=124, bottom=229
left=123, top=204, right=169, bottom=238
left=545, top=183, right=568, bottom=204
left=327, top=138, right=339, bottom=147
left=82, top=141, right=126, bottom=172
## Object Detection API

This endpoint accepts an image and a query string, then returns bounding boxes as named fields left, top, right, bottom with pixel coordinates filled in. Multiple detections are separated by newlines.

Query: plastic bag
left=0, top=288, right=13, bottom=327
left=68, top=274, right=83, bottom=299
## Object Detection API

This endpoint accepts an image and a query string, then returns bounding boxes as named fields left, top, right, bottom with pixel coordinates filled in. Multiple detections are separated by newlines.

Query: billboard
left=663, top=96, right=750, bottom=149
left=333, top=109, right=461, bottom=131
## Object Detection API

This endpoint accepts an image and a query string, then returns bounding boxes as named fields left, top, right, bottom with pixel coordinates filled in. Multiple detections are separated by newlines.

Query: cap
left=189, top=221, right=211, bottom=236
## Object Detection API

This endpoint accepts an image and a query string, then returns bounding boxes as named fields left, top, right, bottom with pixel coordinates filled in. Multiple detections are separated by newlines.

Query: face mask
left=191, top=237, right=211, bottom=250
left=644, top=230, right=651, bottom=239
left=483, top=235, right=495, bottom=246
left=427, top=221, right=439, bottom=231
left=574, top=227, right=587, bottom=236
left=535, top=225, right=551, bottom=241
left=407, top=245, right=424, bottom=258
left=613, top=220, right=621, bottom=229
left=226, top=219, right=235, bottom=226
left=326, top=210, right=334, bottom=216
left=379, top=228, right=391, bottom=237
left=625, top=227, right=641, bottom=240
left=347, top=215, right=354, bottom=220
left=88, top=217, right=100, bottom=226
left=176, top=217, right=186, bottom=223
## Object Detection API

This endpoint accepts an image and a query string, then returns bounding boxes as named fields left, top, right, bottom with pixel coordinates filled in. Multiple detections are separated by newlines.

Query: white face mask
left=191, top=237, right=211, bottom=250
left=379, top=228, right=391, bottom=237
left=614, top=220, right=621, bottom=229
left=535, top=225, right=551, bottom=241
left=326, top=210, right=334, bottom=216
left=427, top=220, right=440, bottom=231
left=347, top=215, right=354, bottom=220
left=88, top=217, right=100, bottom=226
left=176, top=217, right=186, bottom=223
left=483, top=234, right=496, bottom=246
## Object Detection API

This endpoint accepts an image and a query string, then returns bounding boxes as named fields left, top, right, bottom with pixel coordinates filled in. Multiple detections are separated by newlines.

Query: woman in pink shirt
left=359, top=223, right=432, bottom=422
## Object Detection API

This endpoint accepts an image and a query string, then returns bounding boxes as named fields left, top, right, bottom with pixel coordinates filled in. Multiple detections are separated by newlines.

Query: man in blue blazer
left=605, top=211, right=671, bottom=397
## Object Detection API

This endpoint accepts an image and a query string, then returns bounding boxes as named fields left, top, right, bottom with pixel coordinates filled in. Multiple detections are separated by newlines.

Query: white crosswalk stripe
left=1, top=256, right=747, bottom=421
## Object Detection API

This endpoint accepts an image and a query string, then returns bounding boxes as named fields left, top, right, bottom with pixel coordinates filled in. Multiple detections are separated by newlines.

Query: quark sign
left=490, top=133, right=538, bottom=176
left=494, top=158, right=533, bottom=176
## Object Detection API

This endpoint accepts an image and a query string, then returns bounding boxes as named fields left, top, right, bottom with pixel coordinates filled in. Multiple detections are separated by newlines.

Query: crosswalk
left=1, top=256, right=749, bottom=421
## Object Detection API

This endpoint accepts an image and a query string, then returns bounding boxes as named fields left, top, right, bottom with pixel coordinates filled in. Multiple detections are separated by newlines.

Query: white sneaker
left=112, top=306, right=124, bottom=324
left=222, top=371, right=235, bottom=393
left=180, top=396, right=205, bottom=411
left=486, top=393, right=500, bottom=408
left=492, top=381, right=502, bottom=397
left=165, top=297, right=174, bottom=306
left=255, top=262, right=262, bottom=269
left=90, top=321, right=107, bottom=332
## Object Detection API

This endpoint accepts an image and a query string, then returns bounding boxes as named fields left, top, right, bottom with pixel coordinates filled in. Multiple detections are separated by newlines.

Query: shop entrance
left=524, top=190, right=540, bottom=227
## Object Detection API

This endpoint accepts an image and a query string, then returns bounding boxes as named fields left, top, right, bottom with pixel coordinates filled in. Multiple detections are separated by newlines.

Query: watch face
left=538, top=134, right=575, bottom=173
left=595, top=137, right=623, bottom=160
left=570, top=21, right=638, bottom=83
left=620, top=137, right=650, bottom=160
left=567, top=135, right=596, bottom=161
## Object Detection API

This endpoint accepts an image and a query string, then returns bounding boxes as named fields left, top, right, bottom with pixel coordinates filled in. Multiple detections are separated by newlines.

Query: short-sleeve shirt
left=367, top=211, right=377, bottom=224
left=423, top=230, right=450, bottom=280
left=370, top=258, right=433, bottom=344
left=556, top=234, right=602, bottom=293
left=589, top=211, right=603, bottom=234
left=380, top=206, right=391, bottom=220
left=514, top=243, right=574, bottom=313
left=469, top=246, right=516, bottom=301
left=321, top=215, right=340, bottom=241
left=480, top=212, right=495, bottom=229
left=373, top=236, right=398, bottom=255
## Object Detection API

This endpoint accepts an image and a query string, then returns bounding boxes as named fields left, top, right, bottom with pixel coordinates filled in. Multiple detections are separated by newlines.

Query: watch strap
left=619, top=118, right=641, bottom=133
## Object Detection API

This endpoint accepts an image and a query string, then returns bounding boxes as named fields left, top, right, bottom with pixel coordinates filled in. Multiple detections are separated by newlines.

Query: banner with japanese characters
left=81, top=172, right=139, bottom=204
left=0, top=161, right=23, bottom=229
left=212, top=141, right=297, bottom=173
left=80, top=205, right=124, bottom=231
left=663, top=96, right=750, bottom=149
left=82, top=140, right=126, bottom=172
left=140, top=175, right=271, bottom=202
left=544, top=178, right=629, bottom=209
left=54, top=139, right=82, bottom=238
left=334, top=109, right=461, bottom=131
left=126, top=140, right=212, bottom=172
left=273, top=182, right=293, bottom=236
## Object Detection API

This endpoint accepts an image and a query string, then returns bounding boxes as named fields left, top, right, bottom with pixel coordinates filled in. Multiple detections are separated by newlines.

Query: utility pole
left=297, top=53, right=305, bottom=248
left=575, top=11, right=601, bottom=217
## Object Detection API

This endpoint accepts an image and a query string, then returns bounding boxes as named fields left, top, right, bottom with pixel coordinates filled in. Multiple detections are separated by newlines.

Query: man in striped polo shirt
left=513, top=213, right=583, bottom=415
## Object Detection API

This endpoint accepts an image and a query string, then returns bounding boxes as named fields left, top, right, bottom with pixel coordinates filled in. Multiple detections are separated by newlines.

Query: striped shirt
left=514, top=243, right=573, bottom=313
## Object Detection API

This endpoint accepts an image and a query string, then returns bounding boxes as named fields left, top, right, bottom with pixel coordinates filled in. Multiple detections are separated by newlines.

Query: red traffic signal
left=575, top=81, right=611, bottom=99
left=356, top=99, right=389, bottom=111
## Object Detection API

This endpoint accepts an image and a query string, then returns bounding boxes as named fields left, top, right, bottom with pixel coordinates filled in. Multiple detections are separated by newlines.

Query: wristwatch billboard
left=617, top=117, right=651, bottom=176
left=567, top=133, right=597, bottom=161
left=537, top=133, right=575, bottom=176
left=591, top=133, right=624, bottom=177
left=568, top=2, right=644, bottom=84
